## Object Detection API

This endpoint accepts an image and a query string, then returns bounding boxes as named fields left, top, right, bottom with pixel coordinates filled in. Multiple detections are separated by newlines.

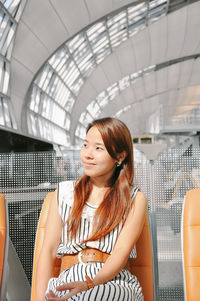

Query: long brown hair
left=67, top=117, right=134, bottom=242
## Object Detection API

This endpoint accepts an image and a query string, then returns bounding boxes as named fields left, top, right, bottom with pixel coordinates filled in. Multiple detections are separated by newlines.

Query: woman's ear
left=117, top=151, right=127, bottom=164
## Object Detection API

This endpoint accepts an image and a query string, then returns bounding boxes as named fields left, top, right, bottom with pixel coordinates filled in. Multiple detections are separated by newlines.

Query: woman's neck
left=87, top=181, right=110, bottom=206
left=89, top=176, right=111, bottom=188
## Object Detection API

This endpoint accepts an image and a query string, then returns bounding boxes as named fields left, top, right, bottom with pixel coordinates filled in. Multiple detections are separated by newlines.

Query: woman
left=35, top=117, right=147, bottom=301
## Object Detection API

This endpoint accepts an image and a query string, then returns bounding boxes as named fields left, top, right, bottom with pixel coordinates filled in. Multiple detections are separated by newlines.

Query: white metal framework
left=0, top=0, right=26, bottom=129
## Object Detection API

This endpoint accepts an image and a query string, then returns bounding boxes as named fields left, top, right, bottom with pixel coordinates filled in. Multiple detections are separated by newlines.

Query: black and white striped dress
left=45, top=181, right=144, bottom=301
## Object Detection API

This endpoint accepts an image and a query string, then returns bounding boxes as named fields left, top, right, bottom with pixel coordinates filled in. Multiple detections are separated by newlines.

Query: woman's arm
left=35, top=190, right=63, bottom=301
left=92, top=190, right=147, bottom=286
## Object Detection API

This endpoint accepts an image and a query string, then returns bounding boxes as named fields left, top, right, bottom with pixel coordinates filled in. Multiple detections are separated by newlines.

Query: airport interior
left=0, top=0, right=200, bottom=300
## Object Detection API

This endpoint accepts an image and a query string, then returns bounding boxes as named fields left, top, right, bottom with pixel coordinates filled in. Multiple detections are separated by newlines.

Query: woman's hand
left=46, top=281, right=88, bottom=300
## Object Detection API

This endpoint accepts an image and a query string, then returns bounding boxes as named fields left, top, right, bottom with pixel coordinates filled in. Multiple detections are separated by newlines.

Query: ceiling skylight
left=75, top=65, right=156, bottom=140
left=27, top=0, right=168, bottom=146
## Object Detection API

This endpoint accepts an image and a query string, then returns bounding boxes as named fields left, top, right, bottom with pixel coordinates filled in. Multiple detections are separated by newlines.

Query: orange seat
left=0, top=194, right=6, bottom=289
left=0, top=194, right=7, bottom=299
left=31, top=192, right=61, bottom=301
left=128, top=213, right=153, bottom=300
left=182, top=188, right=200, bottom=301
left=31, top=192, right=153, bottom=301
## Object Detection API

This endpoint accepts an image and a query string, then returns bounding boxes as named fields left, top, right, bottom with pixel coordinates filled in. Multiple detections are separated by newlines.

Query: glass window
left=0, top=98, right=5, bottom=125
left=128, top=3, right=147, bottom=36
left=79, top=111, right=93, bottom=125
left=64, top=115, right=71, bottom=131
left=107, top=83, right=119, bottom=100
left=75, top=66, right=156, bottom=140
left=2, top=59, right=10, bottom=94
left=119, top=76, right=130, bottom=91
left=0, top=1, right=27, bottom=131
left=96, top=91, right=109, bottom=108
left=68, top=33, right=84, bottom=54
left=148, top=0, right=167, bottom=23
left=87, top=100, right=101, bottom=118
left=37, top=117, right=70, bottom=146
left=108, top=11, right=128, bottom=49
left=115, top=104, right=131, bottom=118
left=0, top=59, right=5, bottom=91
left=29, top=86, right=40, bottom=113
left=75, top=123, right=86, bottom=139
left=27, top=112, right=37, bottom=136
left=87, top=22, right=106, bottom=47
left=2, top=98, right=11, bottom=127
left=48, top=47, right=67, bottom=70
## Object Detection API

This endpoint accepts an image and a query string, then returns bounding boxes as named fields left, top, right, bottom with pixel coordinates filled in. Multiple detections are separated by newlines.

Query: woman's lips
left=83, top=162, right=96, bottom=167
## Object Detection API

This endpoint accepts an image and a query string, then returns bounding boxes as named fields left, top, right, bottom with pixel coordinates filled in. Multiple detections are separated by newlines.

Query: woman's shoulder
left=131, top=186, right=147, bottom=205
left=130, top=186, right=139, bottom=199
left=134, top=190, right=147, bottom=208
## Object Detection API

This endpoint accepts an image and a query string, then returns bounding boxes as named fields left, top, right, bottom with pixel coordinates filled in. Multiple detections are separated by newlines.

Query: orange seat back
left=182, top=188, right=200, bottom=301
left=0, top=194, right=6, bottom=290
left=31, top=192, right=61, bottom=301
left=31, top=193, right=153, bottom=301
left=128, top=212, right=153, bottom=301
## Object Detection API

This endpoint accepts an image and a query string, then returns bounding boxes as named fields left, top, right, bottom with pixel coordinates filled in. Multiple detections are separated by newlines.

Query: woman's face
left=80, top=126, right=117, bottom=183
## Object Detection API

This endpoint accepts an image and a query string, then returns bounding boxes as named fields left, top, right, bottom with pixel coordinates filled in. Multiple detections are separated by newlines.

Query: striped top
left=56, top=180, right=138, bottom=258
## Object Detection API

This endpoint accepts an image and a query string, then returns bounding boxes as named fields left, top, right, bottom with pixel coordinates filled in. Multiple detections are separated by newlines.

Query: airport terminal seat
left=0, top=194, right=6, bottom=291
left=31, top=191, right=153, bottom=301
left=182, top=188, right=200, bottom=301
left=128, top=212, right=153, bottom=300
left=31, top=192, right=61, bottom=301
left=0, top=194, right=8, bottom=301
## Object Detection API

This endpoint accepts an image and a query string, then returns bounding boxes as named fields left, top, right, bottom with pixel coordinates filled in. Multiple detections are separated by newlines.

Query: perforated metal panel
left=0, top=152, right=57, bottom=283
left=154, top=148, right=199, bottom=301
left=135, top=146, right=200, bottom=301
left=0, top=151, right=83, bottom=284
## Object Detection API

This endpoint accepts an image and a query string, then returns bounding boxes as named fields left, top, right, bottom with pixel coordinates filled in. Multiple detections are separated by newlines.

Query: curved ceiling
left=8, top=0, right=200, bottom=146
left=26, top=0, right=168, bottom=145
left=10, top=0, right=136, bottom=134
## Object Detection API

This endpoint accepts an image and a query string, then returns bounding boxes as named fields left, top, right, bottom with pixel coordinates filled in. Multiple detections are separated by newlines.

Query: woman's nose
left=85, top=147, right=94, bottom=158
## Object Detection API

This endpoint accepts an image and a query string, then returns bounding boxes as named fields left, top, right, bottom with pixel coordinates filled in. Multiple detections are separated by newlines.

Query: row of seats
left=1, top=189, right=200, bottom=300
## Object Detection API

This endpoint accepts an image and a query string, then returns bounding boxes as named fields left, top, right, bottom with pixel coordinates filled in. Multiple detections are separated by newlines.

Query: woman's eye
left=82, top=143, right=88, bottom=148
left=96, top=147, right=103, bottom=150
